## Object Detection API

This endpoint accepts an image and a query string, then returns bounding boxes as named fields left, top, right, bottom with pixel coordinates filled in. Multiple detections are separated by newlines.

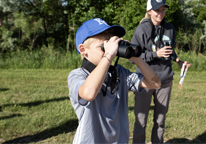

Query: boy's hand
left=157, top=46, right=172, bottom=58
left=103, top=36, right=123, bottom=59
left=129, top=56, right=141, bottom=64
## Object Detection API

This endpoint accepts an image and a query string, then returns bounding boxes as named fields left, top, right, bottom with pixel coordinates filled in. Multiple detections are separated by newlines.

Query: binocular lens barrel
left=130, top=44, right=142, bottom=57
left=101, top=40, right=142, bottom=59
left=117, top=45, right=133, bottom=58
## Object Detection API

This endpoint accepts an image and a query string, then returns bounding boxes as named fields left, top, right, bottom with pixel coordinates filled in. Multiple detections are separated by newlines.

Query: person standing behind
left=131, top=0, right=189, bottom=143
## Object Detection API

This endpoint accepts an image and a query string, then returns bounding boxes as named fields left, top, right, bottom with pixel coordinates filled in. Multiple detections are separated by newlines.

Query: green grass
left=0, top=69, right=206, bottom=143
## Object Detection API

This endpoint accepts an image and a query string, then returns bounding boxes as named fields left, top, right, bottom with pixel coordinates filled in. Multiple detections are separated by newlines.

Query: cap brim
left=152, top=4, right=169, bottom=10
left=109, top=25, right=126, bottom=38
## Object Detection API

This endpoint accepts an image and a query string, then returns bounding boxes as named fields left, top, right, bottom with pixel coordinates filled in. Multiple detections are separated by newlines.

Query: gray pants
left=133, top=81, right=173, bottom=144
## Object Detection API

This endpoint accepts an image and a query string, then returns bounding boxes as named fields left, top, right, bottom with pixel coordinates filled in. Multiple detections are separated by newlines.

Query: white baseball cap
left=147, top=0, right=169, bottom=11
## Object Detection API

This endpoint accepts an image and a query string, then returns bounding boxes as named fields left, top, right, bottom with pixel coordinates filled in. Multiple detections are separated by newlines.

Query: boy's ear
left=78, top=44, right=87, bottom=56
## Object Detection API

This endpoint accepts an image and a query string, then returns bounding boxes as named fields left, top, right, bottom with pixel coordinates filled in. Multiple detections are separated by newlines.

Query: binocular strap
left=81, top=58, right=120, bottom=97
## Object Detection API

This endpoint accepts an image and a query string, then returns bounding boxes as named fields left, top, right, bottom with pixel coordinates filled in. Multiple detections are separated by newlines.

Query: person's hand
left=103, top=36, right=123, bottom=59
left=178, top=60, right=190, bottom=68
left=175, top=57, right=191, bottom=68
left=156, top=46, right=172, bottom=58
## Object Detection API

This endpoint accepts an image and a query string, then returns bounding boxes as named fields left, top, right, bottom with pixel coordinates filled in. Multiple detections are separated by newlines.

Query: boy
left=68, top=18, right=161, bottom=143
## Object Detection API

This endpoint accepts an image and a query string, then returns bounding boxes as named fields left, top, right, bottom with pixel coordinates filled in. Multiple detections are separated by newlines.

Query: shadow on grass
left=165, top=131, right=206, bottom=143
left=0, top=114, right=23, bottom=120
left=0, top=88, right=9, bottom=92
left=0, top=97, right=69, bottom=108
left=3, top=118, right=78, bottom=143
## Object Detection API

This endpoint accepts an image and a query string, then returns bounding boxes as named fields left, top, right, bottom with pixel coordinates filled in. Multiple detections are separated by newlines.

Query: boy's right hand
left=103, top=36, right=123, bottom=59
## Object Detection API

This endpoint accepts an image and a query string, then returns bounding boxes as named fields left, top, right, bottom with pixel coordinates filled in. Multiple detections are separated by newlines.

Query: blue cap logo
left=94, top=18, right=109, bottom=26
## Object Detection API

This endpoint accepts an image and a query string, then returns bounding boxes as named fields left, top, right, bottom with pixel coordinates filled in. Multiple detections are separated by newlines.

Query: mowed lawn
left=0, top=69, right=206, bottom=143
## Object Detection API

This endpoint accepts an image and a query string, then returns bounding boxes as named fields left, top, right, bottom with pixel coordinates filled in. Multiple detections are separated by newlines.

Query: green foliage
left=0, top=25, right=17, bottom=51
left=200, top=21, right=206, bottom=46
left=114, top=0, right=146, bottom=40
left=0, top=49, right=206, bottom=71
left=73, top=0, right=120, bottom=27
left=172, top=50, right=206, bottom=71
left=0, top=49, right=82, bottom=69
left=0, top=0, right=206, bottom=54
left=0, top=0, right=22, bottom=13
left=164, top=0, right=183, bottom=30
left=191, top=0, right=206, bottom=23
left=14, top=12, right=43, bottom=51
left=176, top=27, right=206, bottom=55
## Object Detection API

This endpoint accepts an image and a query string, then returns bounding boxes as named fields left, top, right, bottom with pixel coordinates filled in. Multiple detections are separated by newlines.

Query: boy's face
left=84, top=39, right=105, bottom=66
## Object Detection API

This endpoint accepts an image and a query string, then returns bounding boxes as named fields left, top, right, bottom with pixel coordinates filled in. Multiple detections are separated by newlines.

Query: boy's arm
left=129, top=57, right=161, bottom=89
left=79, top=36, right=122, bottom=101
left=79, top=56, right=111, bottom=101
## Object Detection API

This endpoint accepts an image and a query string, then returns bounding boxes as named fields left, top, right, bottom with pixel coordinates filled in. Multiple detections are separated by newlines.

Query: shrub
left=0, top=48, right=81, bottom=69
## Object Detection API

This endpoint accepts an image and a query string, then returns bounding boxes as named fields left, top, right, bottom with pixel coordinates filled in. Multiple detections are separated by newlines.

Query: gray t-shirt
left=68, top=64, right=144, bottom=144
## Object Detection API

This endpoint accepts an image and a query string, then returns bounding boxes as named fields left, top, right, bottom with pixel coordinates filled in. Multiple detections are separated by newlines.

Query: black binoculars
left=101, top=40, right=142, bottom=59
left=160, top=41, right=176, bottom=60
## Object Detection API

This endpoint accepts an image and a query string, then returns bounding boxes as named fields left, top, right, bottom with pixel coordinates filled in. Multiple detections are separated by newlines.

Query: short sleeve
left=68, top=69, right=89, bottom=106
left=127, top=72, right=144, bottom=92
left=116, top=65, right=144, bottom=92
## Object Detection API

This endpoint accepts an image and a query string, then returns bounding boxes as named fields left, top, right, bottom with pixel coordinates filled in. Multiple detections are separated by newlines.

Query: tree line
left=0, top=0, right=206, bottom=55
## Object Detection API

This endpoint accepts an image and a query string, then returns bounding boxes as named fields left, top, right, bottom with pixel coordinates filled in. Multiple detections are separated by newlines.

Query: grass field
left=0, top=69, right=206, bottom=143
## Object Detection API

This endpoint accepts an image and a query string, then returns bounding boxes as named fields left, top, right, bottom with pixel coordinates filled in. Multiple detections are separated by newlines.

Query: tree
left=20, top=0, right=69, bottom=48
left=191, top=0, right=206, bottom=23
left=14, top=12, right=43, bottom=51
left=114, top=0, right=146, bottom=40
left=0, top=0, right=205, bottom=53
left=200, top=21, right=206, bottom=53
left=0, top=0, right=70, bottom=51
left=0, top=0, right=22, bottom=52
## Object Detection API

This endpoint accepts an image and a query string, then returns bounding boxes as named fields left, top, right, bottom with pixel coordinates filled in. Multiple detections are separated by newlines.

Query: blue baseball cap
left=76, top=18, right=126, bottom=54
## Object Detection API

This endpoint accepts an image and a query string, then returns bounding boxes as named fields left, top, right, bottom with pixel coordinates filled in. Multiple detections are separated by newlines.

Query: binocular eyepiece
left=101, top=40, right=142, bottom=59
